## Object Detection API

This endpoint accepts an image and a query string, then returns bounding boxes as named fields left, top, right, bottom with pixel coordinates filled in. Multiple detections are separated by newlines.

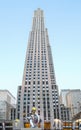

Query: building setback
left=16, top=8, right=60, bottom=129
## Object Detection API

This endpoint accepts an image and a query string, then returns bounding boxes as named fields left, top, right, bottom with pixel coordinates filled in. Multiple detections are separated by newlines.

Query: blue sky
left=0, top=0, right=81, bottom=98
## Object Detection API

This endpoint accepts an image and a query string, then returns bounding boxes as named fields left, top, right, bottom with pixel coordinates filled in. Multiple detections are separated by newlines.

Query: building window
left=28, top=81, right=31, bottom=85
left=33, top=81, right=35, bottom=84
left=46, top=81, right=48, bottom=84
left=25, top=81, right=27, bottom=85
left=42, top=81, right=44, bottom=84
left=38, top=81, right=40, bottom=84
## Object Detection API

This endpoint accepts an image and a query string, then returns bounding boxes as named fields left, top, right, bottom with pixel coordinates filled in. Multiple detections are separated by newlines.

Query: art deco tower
left=16, top=8, right=60, bottom=129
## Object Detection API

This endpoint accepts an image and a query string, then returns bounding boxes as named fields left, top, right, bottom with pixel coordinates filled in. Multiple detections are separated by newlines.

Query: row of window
left=25, top=80, right=48, bottom=85
left=26, top=68, right=47, bottom=72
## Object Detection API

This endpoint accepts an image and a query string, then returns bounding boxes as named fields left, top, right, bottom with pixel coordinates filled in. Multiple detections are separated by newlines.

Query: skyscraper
left=17, top=8, right=60, bottom=129
left=60, top=89, right=70, bottom=106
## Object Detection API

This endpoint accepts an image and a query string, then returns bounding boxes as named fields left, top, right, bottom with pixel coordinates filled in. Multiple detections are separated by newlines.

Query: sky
left=0, top=0, right=81, bottom=98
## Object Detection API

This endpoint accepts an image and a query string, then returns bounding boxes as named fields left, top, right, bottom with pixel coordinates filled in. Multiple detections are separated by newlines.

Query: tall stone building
left=17, top=8, right=60, bottom=129
left=60, top=89, right=70, bottom=106
left=66, top=89, right=81, bottom=117
left=60, top=89, right=81, bottom=118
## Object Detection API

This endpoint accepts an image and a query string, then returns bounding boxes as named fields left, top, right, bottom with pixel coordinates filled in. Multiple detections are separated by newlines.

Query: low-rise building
left=0, top=89, right=16, bottom=121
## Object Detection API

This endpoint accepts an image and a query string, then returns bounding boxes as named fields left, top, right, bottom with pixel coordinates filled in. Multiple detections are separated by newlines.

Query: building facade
left=60, top=89, right=81, bottom=118
left=16, top=86, right=21, bottom=119
left=0, top=101, right=9, bottom=120
left=60, top=104, right=71, bottom=121
left=66, top=89, right=81, bottom=117
left=0, top=90, right=16, bottom=105
left=60, top=89, right=70, bottom=107
left=0, top=89, right=16, bottom=120
left=10, top=105, right=16, bottom=120
left=17, top=8, right=60, bottom=129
